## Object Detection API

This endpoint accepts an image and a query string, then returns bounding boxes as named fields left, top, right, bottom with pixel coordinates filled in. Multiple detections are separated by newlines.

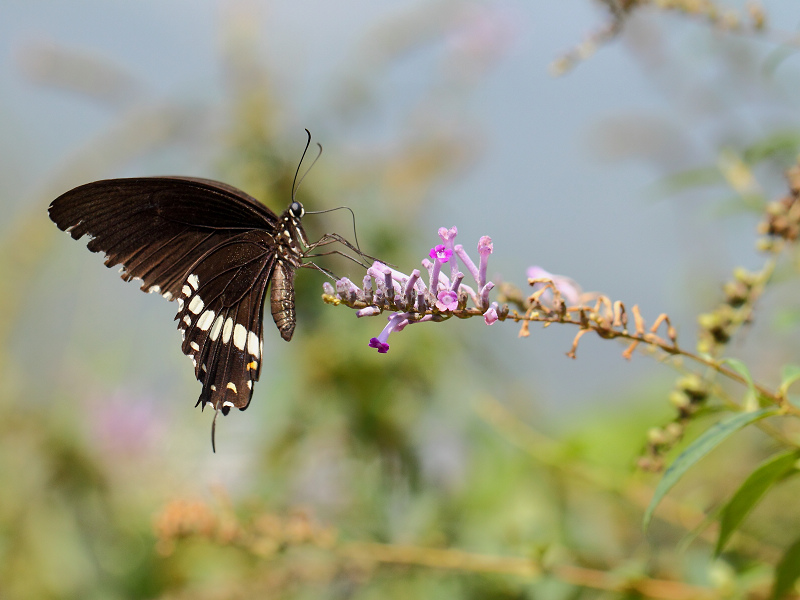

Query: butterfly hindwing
left=176, top=231, right=276, bottom=413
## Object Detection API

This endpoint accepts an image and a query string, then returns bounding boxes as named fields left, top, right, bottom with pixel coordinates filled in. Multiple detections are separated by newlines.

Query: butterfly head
left=277, top=201, right=309, bottom=265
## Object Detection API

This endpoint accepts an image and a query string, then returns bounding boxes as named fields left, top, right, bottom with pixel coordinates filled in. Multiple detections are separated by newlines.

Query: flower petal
left=436, top=289, right=459, bottom=311
left=483, top=302, right=499, bottom=325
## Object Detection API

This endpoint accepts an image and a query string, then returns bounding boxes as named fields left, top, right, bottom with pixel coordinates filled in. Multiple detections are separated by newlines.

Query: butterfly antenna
left=211, top=405, right=221, bottom=453
left=292, top=129, right=312, bottom=200
left=292, top=129, right=322, bottom=202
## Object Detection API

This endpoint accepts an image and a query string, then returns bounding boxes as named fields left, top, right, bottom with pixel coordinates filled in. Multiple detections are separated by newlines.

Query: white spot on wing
left=223, top=400, right=234, bottom=408
left=190, top=341, right=200, bottom=351
left=210, top=315, right=224, bottom=341
left=163, top=292, right=173, bottom=301
left=177, top=298, right=184, bottom=311
left=187, top=274, right=199, bottom=290
left=222, top=318, right=233, bottom=344
left=148, top=285, right=161, bottom=294
left=233, top=324, right=247, bottom=350
left=247, top=332, right=260, bottom=358
left=210, top=385, right=217, bottom=391
left=188, top=295, right=204, bottom=314
left=197, top=310, right=215, bottom=331
left=182, top=285, right=192, bottom=297
left=226, top=382, right=237, bottom=394
left=247, top=380, right=252, bottom=389
left=183, top=315, right=192, bottom=326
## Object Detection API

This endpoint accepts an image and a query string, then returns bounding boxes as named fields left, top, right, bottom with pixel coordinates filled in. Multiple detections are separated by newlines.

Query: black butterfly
left=48, top=134, right=357, bottom=448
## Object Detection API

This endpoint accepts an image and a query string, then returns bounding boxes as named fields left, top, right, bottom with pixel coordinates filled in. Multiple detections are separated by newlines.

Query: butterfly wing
left=49, top=177, right=284, bottom=413
left=176, top=231, right=276, bottom=413
left=48, top=177, right=278, bottom=300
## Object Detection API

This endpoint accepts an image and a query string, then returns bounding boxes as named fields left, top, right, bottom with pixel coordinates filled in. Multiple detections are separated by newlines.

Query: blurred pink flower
left=446, top=5, right=518, bottom=73
left=527, top=266, right=582, bottom=307
left=88, top=390, right=165, bottom=455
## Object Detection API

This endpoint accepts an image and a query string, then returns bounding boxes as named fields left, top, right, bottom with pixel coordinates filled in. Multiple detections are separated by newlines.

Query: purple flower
left=336, top=277, right=361, bottom=303
left=336, top=277, right=360, bottom=295
left=369, top=337, right=390, bottom=353
left=527, top=266, right=582, bottom=307
left=436, top=290, right=459, bottom=311
left=367, top=262, right=397, bottom=296
left=368, top=313, right=408, bottom=353
left=477, top=236, right=493, bottom=289
left=329, top=225, right=499, bottom=354
left=454, top=245, right=478, bottom=282
left=483, top=302, right=499, bottom=325
left=479, top=281, right=495, bottom=309
left=438, top=227, right=459, bottom=278
left=429, top=244, right=454, bottom=290
left=429, top=244, right=453, bottom=263
left=438, top=226, right=458, bottom=247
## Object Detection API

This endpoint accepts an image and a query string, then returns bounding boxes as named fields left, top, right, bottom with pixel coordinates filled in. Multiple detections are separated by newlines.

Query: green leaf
left=779, top=365, right=800, bottom=398
left=723, top=357, right=758, bottom=411
left=773, top=308, right=800, bottom=330
left=743, top=130, right=800, bottom=165
left=651, top=167, right=725, bottom=197
left=643, top=407, right=778, bottom=532
left=772, top=537, right=800, bottom=600
left=715, top=450, right=799, bottom=556
left=677, top=505, right=722, bottom=553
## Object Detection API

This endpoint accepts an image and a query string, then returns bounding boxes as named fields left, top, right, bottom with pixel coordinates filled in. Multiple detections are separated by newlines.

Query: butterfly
left=48, top=132, right=359, bottom=449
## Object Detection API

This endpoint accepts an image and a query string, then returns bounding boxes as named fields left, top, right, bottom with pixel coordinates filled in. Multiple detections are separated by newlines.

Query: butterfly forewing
left=48, top=177, right=279, bottom=300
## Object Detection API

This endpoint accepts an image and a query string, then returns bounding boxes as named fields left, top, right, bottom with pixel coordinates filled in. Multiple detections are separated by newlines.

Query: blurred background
left=3, top=1, right=800, bottom=598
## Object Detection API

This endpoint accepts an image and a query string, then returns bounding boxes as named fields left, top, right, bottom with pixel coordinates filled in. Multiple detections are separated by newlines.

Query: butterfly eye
left=290, top=201, right=304, bottom=218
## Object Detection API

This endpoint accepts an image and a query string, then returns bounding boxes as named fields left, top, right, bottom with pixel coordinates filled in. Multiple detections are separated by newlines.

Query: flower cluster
left=322, top=226, right=504, bottom=353
left=757, top=163, right=800, bottom=246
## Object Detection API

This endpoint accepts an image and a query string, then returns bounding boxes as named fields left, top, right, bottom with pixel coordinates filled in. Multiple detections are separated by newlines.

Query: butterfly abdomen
left=270, top=261, right=297, bottom=341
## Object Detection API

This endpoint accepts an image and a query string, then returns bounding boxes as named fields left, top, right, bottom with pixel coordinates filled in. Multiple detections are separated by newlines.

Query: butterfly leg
left=306, top=234, right=389, bottom=269
left=306, top=232, right=359, bottom=251
left=299, top=261, right=339, bottom=281
left=303, top=248, right=371, bottom=270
